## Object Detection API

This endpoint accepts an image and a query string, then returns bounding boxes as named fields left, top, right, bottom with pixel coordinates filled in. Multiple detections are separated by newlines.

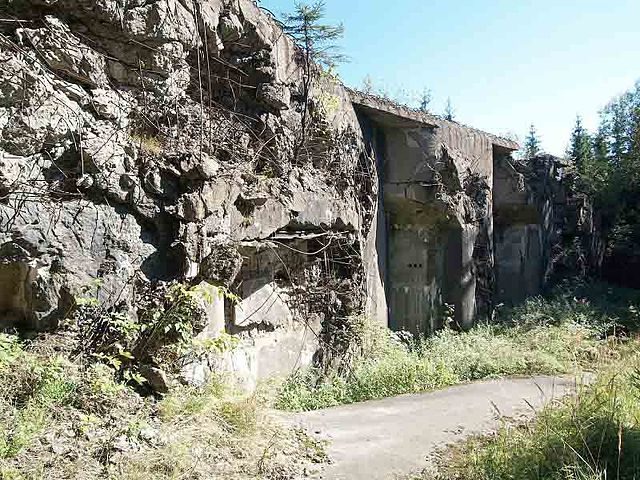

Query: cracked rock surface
left=0, top=0, right=374, bottom=338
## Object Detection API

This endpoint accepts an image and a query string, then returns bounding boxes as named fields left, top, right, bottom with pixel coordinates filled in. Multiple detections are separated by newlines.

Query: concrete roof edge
left=347, top=88, right=520, bottom=152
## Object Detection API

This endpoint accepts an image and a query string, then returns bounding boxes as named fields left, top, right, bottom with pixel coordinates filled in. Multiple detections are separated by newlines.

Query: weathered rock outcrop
left=0, top=0, right=377, bottom=386
left=493, top=154, right=604, bottom=303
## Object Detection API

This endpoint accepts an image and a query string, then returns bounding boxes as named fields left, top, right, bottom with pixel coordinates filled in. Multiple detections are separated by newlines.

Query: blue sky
left=260, top=0, right=640, bottom=155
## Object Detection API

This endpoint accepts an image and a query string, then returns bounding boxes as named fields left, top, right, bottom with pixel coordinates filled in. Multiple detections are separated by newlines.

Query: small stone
left=112, top=434, right=133, bottom=452
left=0, top=152, right=23, bottom=195
left=199, top=244, right=243, bottom=287
left=46, top=433, right=71, bottom=455
left=139, top=426, right=158, bottom=443
left=143, top=169, right=163, bottom=195
left=180, top=361, right=210, bottom=388
left=76, top=174, right=94, bottom=190
left=257, top=83, right=291, bottom=110
left=140, top=365, right=170, bottom=394
left=197, top=154, right=220, bottom=179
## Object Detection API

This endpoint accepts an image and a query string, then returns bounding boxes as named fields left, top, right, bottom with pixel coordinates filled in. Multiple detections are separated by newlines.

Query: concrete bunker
left=492, top=154, right=565, bottom=304
left=352, top=91, right=519, bottom=335
left=204, top=229, right=365, bottom=389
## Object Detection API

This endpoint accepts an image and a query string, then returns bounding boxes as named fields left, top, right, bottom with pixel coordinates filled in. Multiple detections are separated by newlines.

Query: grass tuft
left=130, top=132, right=163, bottom=156
left=0, top=332, right=323, bottom=479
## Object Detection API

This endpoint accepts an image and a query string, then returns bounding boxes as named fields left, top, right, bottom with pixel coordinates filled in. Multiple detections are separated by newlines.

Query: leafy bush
left=74, top=281, right=222, bottom=385
left=0, top=335, right=79, bottom=459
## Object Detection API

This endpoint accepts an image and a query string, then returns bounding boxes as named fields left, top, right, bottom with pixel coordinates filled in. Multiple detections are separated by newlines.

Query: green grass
left=3, top=280, right=639, bottom=477
left=435, top=352, right=640, bottom=480
left=0, top=332, right=322, bottom=479
left=276, top=280, right=640, bottom=412
left=276, top=323, right=600, bottom=411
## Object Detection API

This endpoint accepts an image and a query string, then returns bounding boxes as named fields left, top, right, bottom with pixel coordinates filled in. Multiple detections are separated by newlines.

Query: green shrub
left=0, top=337, right=77, bottom=459
left=158, top=380, right=225, bottom=421
left=0, top=333, right=318, bottom=479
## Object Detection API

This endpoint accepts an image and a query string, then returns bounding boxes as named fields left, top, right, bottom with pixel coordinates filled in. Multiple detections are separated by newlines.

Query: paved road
left=292, top=376, right=583, bottom=479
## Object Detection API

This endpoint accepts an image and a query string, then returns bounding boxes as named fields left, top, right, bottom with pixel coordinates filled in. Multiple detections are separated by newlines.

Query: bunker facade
left=351, top=92, right=558, bottom=335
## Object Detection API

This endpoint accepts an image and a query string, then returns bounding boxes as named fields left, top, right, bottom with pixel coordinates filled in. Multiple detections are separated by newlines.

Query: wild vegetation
left=276, top=280, right=640, bottom=412
left=567, top=81, right=640, bottom=287
left=0, top=330, right=325, bottom=479
left=416, top=81, right=640, bottom=479
left=2, top=0, right=640, bottom=477
left=430, top=349, right=640, bottom=480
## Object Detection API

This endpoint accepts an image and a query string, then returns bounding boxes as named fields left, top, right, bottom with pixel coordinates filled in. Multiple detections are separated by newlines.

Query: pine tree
left=569, top=120, right=610, bottom=198
left=282, top=2, right=344, bottom=155
left=443, top=97, right=455, bottom=121
left=592, top=128, right=608, bottom=164
left=282, top=1, right=345, bottom=70
left=418, top=88, right=432, bottom=113
left=568, top=116, right=593, bottom=170
left=524, top=124, right=542, bottom=160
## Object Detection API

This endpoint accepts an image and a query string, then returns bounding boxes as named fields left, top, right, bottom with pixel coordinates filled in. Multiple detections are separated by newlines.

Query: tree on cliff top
left=443, top=97, right=455, bottom=121
left=524, top=124, right=542, bottom=160
left=419, top=88, right=432, bottom=113
left=282, top=1, right=345, bottom=158
left=568, top=116, right=593, bottom=170
left=282, top=2, right=345, bottom=71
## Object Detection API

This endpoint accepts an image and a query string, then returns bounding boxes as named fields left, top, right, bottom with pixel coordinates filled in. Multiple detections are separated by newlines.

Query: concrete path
left=293, top=376, right=582, bottom=480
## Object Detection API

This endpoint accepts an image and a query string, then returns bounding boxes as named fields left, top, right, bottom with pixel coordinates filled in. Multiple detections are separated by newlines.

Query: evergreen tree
left=282, top=2, right=344, bottom=154
left=443, top=97, right=455, bottom=121
left=592, top=128, right=608, bottom=164
left=523, top=124, right=542, bottom=159
left=418, top=88, right=432, bottom=113
left=572, top=80, right=640, bottom=286
left=568, top=116, right=593, bottom=171
left=282, top=1, right=345, bottom=71
left=582, top=128, right=612, bottom=200
left=361, top=75, right=374, bottom=95
left=606, top=93, right=633, bottom=163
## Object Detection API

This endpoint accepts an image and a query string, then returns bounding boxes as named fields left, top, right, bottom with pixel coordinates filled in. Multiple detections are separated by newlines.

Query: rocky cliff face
left=0, top=0, right=378, bottom=384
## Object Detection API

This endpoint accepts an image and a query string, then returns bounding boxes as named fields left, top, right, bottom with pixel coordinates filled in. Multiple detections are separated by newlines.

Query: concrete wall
left=358, top=112, right=391, bottom=327
left=493, top=155, right=560, bottom=304
left=355, top=108, right=502, bottom=334
left=494, top=225, right=544, bottom=303
left=388, top=225, right=446, bottom=334
left=437, top=122, right=495, bottom=186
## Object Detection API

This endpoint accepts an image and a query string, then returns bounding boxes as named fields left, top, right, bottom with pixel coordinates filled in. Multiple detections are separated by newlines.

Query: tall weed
left=439, top=357, right=640, bottom=480
left=276, top=282, right=640, bottom=412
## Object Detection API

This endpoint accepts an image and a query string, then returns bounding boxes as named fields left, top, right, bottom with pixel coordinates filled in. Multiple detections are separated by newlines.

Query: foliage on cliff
left=0, top=331, right=325, bottom=479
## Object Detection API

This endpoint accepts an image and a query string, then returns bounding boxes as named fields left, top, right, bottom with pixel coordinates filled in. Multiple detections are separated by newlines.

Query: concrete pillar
left=445, top=224, right=479, bottom=330
left=459, top=225, right=479, bottom=330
